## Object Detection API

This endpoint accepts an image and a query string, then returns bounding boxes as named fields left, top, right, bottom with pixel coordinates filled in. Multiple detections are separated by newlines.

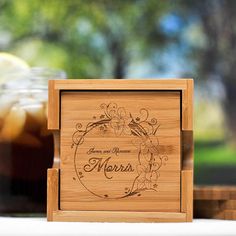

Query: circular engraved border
left=71, top=102, right=168, bottom=199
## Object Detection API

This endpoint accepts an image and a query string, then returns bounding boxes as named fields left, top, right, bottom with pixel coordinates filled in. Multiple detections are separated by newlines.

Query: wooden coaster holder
left=47, top=79, right=194, bottom=222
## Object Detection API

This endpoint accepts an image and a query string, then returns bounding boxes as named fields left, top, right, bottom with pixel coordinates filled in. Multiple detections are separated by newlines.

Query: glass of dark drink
left=0, top=68, right=66, bottom=214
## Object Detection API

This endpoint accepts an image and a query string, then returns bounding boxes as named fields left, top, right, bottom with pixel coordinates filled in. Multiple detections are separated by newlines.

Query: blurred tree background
left=0, top=0, right=236, bottom=184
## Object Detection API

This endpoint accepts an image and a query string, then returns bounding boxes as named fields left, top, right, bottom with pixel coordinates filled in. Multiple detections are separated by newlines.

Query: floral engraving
left=72, top=102, right=168, bottom=199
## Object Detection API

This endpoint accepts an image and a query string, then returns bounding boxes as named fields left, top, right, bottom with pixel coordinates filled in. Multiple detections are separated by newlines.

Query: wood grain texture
left=181, top=170, right=193, bottom=221
left=60, top=91, right=181, bottom=212
left=52, top=210, right=187, bottom=222
left=194, top=186, right=236, bottom=220
left=182, top=79, right=193, bottom=130
left=47, top=79, right=194, bottom=222
left=194, top=186, right=236, bottom=200
left=53, top=79, right=189, bottom=91
left=48, top=79, right=193, bottom=130
left=48, top=80, right=60, bottom=130
left=47, top=168, right=187, bottom=222
left=47, top=168, right=59, bottom=221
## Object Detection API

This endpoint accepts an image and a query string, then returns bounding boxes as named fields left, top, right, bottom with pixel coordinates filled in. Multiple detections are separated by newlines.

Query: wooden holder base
left=47, top=168, right=193, bottom=222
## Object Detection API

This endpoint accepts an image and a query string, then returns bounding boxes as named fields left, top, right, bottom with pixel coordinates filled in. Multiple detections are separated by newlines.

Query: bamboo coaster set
left=47, top=79, right=194, bottom=222
left=194, top=186, right=236, bottom=220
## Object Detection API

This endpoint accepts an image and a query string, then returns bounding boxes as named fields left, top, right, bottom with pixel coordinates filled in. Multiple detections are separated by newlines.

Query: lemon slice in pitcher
left=0, top=52, right=30, bottom=85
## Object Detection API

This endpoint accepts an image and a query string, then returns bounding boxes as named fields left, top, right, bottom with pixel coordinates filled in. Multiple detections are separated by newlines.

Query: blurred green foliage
left=195, top=143, right=236, bottom=166
left=0, top=0, right=171, bottom=78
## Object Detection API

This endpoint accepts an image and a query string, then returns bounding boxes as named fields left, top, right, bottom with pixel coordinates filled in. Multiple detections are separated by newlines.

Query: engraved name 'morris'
left=83, top=157, right=134, bottom=179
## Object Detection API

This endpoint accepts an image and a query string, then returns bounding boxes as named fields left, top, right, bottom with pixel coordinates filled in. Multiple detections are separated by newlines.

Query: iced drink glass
left=0, top=68, right=66, bottom=214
